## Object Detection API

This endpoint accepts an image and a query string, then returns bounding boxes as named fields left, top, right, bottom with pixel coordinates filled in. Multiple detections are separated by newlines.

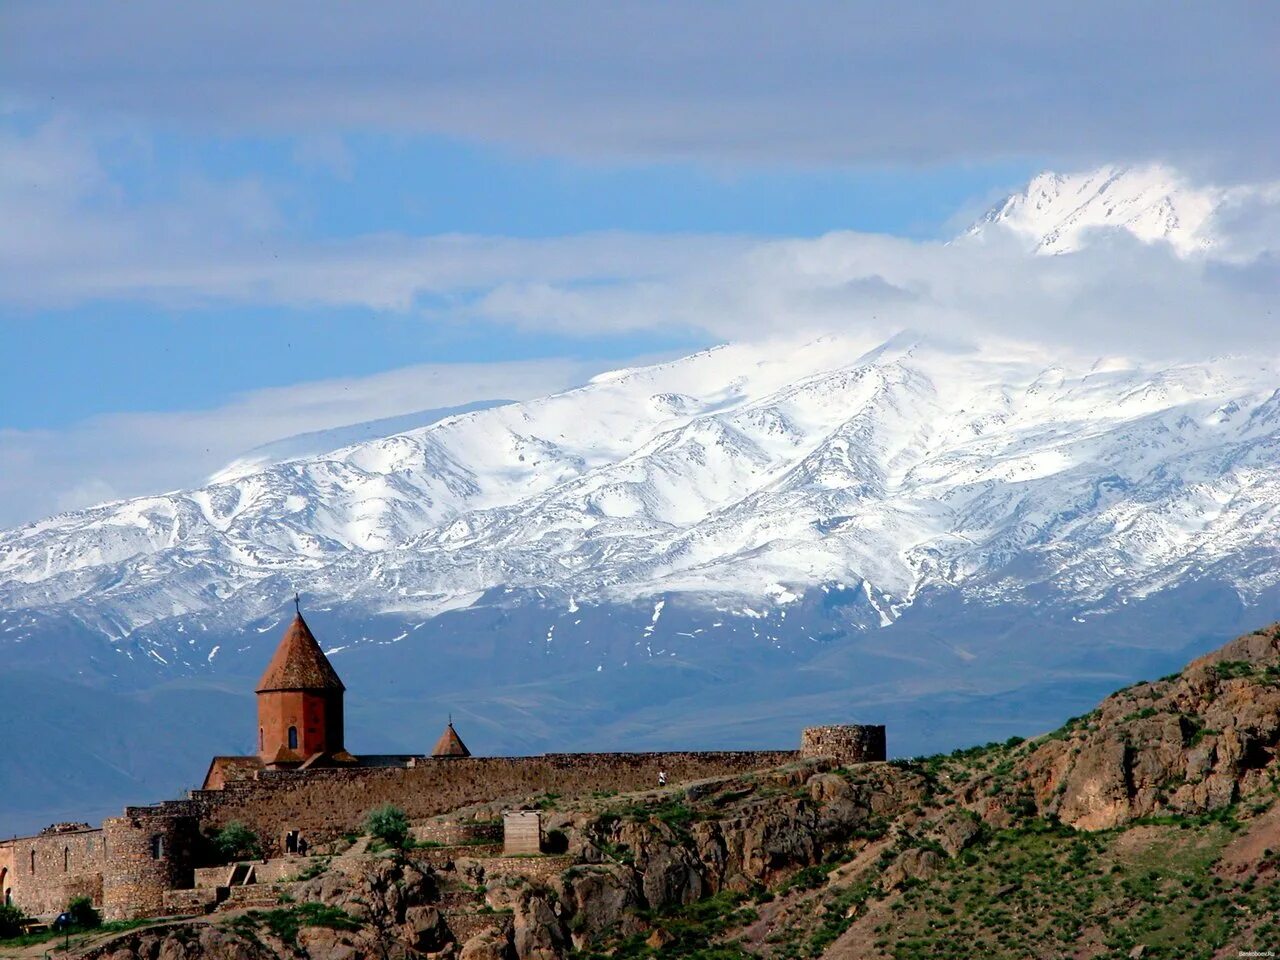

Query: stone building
left=0, top=604, right=885, bottom=921
left=255, top=611, right=351, bottom=767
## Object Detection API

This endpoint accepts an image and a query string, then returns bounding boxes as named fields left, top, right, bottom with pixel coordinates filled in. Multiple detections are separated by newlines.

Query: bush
left=213, top=821, right=262, bottom=861
left=67, top=896, right=101, bottom=930
left=0, top=903, right=27, bottom=938
left=364, top=804, right=410, bottom=849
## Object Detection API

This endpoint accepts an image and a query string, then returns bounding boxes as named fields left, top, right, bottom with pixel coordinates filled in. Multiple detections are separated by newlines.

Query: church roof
left=431, top=722, right=471, bottom=758
left=256, top=613, right=345, bottom=693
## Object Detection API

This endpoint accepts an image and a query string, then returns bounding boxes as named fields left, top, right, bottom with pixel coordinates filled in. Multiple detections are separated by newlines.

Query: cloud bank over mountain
left=3, top=133, right=1277, bottom=356
left=3, top=2, right=1276, bottom=178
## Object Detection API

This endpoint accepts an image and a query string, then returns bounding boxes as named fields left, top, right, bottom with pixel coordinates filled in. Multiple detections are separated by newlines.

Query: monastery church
left=1, top=606, right=885, bottom=921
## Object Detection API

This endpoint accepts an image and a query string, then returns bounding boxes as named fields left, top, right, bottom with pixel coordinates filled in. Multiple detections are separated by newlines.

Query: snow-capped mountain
left=969, top=165, right=1224, bottom=255
left=4, top=166, right=1280, bottom=833
left=5, top=331, right=1280, bottom=665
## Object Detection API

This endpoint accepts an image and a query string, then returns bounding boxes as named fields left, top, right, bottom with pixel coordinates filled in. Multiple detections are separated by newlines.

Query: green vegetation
left=288, top=855, right=332, bottom=882
left=212, top=820, right=262, bottom=861
left=225, top=902, right=362, bottom=947
left=1212, top=660, right=1256, bottom=680
left=364, top=804, right=411, bottom=849
left=67, top=894, right=101, bottom=930
left=0, top=915, right=156, bottom=949
left=867, top=810, right=1272, bottom=960
left=0, top=903, right=27, bottom=939
left=575, top=890, right=759, bottom=960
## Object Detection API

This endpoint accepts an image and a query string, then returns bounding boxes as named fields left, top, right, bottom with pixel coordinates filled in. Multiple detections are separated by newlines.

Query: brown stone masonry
left=800, top=725, right=887, bottom=764
left=188, top=751, right=799, bottom=857
left=0, top=827, right=104, bottom=917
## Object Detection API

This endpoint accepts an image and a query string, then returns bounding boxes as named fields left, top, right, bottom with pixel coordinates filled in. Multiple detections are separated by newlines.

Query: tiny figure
left=658, top=770, right=668, bottom=787
left=297, top=836, right=308, bottom=857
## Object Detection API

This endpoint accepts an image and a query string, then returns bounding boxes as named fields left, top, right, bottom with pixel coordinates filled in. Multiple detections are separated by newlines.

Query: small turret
left=431, top=720, right=471, bottom=758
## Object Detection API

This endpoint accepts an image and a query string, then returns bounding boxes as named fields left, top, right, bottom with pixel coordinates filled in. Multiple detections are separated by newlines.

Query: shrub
left=0, top=903, right=27, bottom=939
left=213, top=821, right=262, bottom=861
left=67, top=895, right=101, bottom=930
left=364, top=804, right=411, bottom=849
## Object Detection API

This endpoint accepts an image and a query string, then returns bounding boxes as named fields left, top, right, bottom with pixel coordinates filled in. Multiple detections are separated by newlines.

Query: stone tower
left=256, top=610, right=348, bottom=766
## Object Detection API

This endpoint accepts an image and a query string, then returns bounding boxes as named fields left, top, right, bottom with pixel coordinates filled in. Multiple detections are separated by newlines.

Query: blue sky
left=0, top=1, right=1275, bottom=525
left=0, top=123, right=1034, bottom=431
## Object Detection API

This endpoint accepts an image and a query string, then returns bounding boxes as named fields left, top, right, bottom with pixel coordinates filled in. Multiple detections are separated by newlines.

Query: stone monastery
left=0, top=609, right=885, bottom=921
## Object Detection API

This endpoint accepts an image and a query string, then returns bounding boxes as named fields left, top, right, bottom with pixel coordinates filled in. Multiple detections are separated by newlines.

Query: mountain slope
left=5, top=333, right=1280, bottom=665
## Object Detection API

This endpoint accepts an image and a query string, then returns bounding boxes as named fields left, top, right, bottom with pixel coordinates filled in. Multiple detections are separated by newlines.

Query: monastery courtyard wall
left=188, top=750, right=801, bottom=856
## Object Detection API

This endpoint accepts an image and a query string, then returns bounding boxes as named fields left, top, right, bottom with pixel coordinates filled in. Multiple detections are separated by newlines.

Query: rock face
left=1020, top=625, right=1280, bottom=830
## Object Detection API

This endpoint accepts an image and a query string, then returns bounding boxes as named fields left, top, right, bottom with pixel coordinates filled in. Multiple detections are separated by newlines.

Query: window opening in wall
left=30, top=850, right=35, bottom=874
left=64, top=847, right=69, bottom=872
left=288, top=726, right=298, bottom=750
left=151, top=835, right=165, bottom=860
left=260, top=727, right=264, bottom=751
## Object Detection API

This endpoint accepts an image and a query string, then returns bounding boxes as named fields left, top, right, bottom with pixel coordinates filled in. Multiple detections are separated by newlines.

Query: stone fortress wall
left=0, top=597, right=890, bottom=924
left=0, top=750, right=797, bottom=920
left=186, top=750, right=800, bottom=858
left=100, top=811, right=201, bottom=921
left=0, top=826, right=105, bottom=918
left=0, top=726, right=888, bottom=921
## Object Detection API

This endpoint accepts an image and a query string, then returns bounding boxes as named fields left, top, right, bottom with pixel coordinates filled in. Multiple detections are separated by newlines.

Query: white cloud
left=0, top=358, right=612, bottom=528
left=2, top=119, right=1278, bottom=358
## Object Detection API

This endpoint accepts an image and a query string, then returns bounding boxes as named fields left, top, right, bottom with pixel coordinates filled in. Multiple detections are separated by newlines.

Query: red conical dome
left=431, top=722, right=471, bottom=758
left=256, top=613, right=345, bottom=693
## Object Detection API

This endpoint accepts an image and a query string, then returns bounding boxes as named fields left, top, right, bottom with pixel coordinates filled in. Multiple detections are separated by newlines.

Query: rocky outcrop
left=79, top=624, right=1280, bottom=960
left=1020, top=625, right=1280, bottom=830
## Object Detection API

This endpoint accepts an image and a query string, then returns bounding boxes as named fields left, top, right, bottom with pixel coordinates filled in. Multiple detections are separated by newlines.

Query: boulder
left=461, top=930, right=514, bottom=960
left=404, top=905, right=448, bottom=952
left=641, top=846, right=704, bottom=911
left=513, top=890, right=567, bottom=960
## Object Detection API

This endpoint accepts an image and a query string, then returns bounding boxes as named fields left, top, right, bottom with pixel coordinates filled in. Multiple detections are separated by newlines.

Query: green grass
left=572, top=890, right=759, bottom=960
left=868, top=812, right=1269, bottom=960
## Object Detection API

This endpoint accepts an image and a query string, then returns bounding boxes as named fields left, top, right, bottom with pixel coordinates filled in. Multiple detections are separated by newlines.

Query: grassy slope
left=568, top=657, right=1280, bottom=960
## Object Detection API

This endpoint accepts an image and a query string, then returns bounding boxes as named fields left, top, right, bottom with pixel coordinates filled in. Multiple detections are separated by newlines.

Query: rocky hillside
left=36, top=622, right=1280, bottom=960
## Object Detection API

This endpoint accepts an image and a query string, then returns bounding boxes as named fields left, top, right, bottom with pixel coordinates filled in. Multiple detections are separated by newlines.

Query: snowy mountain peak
left=5, top=330, right=1280, bottom=676
left=968, top=165, right=1223, bottom=255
